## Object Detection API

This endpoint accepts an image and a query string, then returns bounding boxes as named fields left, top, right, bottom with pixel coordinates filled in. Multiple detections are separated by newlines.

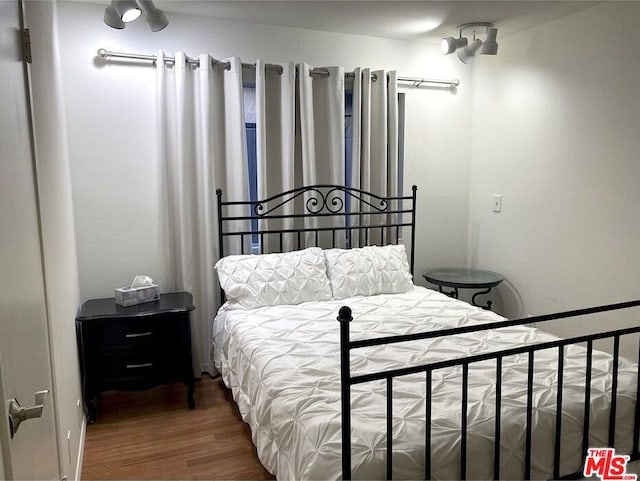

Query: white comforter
left=212, top=286, right=637, bottom=480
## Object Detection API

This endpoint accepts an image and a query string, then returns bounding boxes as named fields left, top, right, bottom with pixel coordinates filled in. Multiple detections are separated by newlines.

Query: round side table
left=422, top=267, right=503, bottom=310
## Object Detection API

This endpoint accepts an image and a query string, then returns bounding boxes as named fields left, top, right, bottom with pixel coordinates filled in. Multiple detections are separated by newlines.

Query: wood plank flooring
left=81, top=376, right=274, bottom=480
left=81, top=376, right=640, bottom=480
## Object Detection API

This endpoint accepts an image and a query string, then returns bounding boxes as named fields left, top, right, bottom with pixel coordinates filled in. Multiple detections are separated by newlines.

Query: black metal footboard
left=337, top=300, right=640, bottom=480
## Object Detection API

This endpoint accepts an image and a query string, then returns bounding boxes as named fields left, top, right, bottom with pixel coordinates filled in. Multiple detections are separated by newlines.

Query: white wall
left=55, top=1, right=473, bottom=300
left=469, top=2, right=640, bottom=337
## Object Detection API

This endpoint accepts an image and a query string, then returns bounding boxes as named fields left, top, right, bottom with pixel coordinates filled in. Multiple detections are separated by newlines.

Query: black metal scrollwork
left=304, top=187, right=326, bottom=214
left=251, top=185, right=390, bottom=217
left=324, top=188, right=345, bottom=214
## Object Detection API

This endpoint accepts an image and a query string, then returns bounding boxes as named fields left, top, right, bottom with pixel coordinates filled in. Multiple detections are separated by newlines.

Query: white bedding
left=212, top=286, right=637, bottom=480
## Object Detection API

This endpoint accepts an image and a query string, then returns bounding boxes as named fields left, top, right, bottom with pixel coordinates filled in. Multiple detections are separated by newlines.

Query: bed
left=212, top=185, right=640, bottom=480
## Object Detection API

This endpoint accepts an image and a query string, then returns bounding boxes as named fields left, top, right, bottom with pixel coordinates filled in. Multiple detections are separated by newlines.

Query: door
left=0, top=0, right=60, bottom=479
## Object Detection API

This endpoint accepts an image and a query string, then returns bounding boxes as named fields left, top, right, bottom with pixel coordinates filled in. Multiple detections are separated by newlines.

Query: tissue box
left=114, top=284, right=160, bottom=307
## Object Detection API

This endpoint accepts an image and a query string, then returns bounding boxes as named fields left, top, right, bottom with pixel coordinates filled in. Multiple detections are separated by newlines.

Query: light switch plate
left=493, top=195, right=502, bottom=213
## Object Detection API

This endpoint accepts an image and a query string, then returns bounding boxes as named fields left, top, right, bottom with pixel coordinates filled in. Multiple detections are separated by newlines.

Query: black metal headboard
left=216, top=184, right=417, bottom=274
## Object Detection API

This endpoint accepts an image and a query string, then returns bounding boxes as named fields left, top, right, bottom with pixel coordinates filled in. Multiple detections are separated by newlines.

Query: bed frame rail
left=337, top=300, right=640, bottom=480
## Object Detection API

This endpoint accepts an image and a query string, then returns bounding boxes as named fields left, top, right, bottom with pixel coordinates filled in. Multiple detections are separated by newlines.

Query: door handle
left=7, top=390, right=49, bottom=438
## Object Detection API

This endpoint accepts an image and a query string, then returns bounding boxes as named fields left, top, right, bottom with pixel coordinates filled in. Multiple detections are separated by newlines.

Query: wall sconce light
left=104, top=0, right=169, bottom=31
left=441, top=22, right=498, bottom=64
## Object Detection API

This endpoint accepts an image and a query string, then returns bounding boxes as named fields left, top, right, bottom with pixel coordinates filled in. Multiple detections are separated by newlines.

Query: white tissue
left=130, top=275, right=154, bottom=288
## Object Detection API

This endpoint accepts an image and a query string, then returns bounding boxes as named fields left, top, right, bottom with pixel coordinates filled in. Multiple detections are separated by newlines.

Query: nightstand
left=423, top=268, right=503, bottom=310
left=76, top=291, right=195, bottom=423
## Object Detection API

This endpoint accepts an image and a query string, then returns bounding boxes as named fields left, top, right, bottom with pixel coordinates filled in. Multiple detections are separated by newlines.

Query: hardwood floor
left=81, top=376, right=274, bottom=480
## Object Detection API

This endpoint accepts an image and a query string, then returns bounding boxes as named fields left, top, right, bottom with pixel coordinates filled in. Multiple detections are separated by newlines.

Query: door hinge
left=22, top=28, right=32, bottom=64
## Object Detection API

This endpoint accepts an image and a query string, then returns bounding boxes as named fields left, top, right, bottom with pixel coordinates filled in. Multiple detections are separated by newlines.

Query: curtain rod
left=96, top=49, right=460, bottom=88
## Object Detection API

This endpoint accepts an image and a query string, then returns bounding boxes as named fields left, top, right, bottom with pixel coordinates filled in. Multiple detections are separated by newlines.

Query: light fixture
left=458, top=39, right=483, bottom=64
left=440, top=36, right=468, bottom=55
left=138, top=0, right=169, bottom=32
left=103, top=1, right=125, bottom=29
left=440, top=22, right=498, bottom=64
left=114, top=0, right=141, bottom=23
left=103, top=0, right=168, bottom=31
left=479, top=27, right=499, bottom=55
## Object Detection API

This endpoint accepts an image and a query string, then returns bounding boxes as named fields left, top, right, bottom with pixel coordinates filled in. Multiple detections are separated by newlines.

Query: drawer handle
left=126, top=363, right=153, bottom=369
left=125, top=331, right=152, bottom=338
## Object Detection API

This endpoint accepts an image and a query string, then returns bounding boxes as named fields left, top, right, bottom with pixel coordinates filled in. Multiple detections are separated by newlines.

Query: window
left=245, top=121, right=259, bottom=249
left=243, top=85, right=260, bottom=251
left=345, top=92, right=353, bottom=188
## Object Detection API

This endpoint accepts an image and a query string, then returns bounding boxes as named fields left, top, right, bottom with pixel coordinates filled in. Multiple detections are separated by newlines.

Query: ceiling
left=153, top=1, right=600, bottom=42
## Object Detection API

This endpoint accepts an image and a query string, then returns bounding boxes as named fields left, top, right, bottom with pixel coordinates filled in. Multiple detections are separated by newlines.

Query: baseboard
left=74, top=416, right=86, bottom=481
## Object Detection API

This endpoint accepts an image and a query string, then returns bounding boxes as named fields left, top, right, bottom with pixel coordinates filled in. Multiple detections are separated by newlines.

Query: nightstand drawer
left=97, top=351, right=182, bottom=381
left=89, top=314, right=187, bottom=351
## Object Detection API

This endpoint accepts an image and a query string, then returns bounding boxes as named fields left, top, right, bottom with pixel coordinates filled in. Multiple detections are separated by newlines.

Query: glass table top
left=422, top=268, right=503, bottom=288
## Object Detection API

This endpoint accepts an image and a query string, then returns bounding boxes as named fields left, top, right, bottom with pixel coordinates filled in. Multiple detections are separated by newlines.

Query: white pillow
left=214, top=247, right=332, bottom=309
left=324, top=244, right=414, bottom=300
